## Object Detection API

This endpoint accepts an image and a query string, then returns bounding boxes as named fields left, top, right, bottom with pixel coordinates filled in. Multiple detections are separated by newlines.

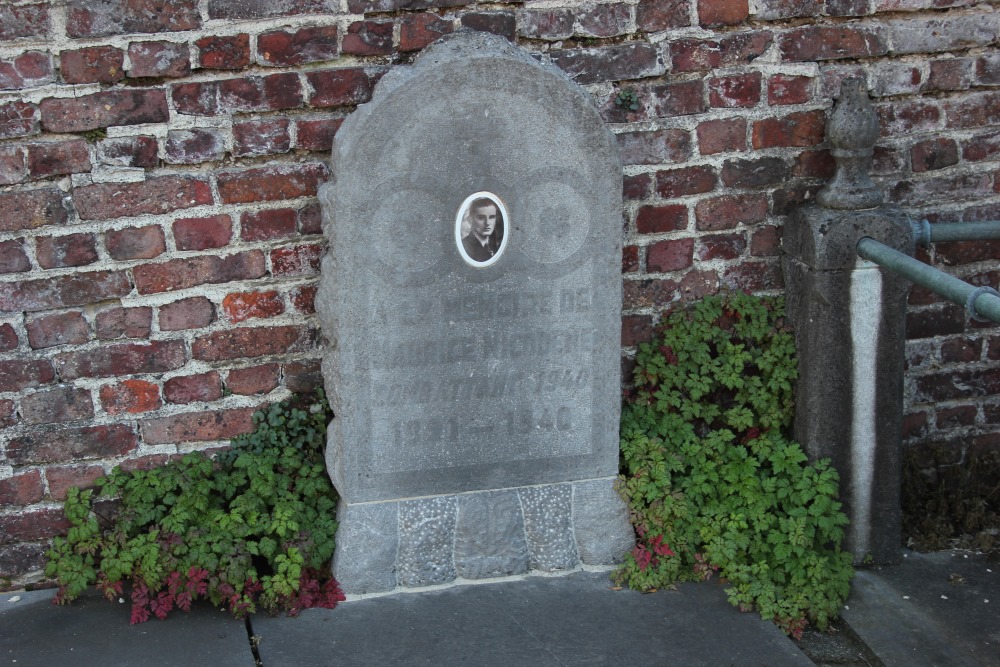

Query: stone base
left=331, top=477, right=635, bottom=595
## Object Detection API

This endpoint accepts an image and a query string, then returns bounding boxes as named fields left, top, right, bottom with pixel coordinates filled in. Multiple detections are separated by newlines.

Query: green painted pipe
left=856, top=237, right=1000, bottom=324
left=911, top=219, right=1000, bottom=246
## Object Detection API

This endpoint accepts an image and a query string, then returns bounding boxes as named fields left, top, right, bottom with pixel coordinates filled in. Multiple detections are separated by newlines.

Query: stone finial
left=817, top=77, right=883, bottom=210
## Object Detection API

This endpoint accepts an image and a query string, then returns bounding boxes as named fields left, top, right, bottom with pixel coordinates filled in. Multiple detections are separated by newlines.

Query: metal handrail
left=910, top=219, right=1000, bottom=246
left=856, top=237, right=1000, bottom=324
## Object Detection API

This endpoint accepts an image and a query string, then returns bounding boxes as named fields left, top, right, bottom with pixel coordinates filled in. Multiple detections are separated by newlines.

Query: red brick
left=551, top=43, right=663, bottom=86
left=97, top=135, right=158, bottom=168
left=21, top=385, right=94, bottom=425
left=910, top=137, right=959, bottom=172
left=698, top=232, right=746, bottom=261
left=935, top=240, right=1000, bottom=266
left=779, top=26, right=887, bottom=62
left=962, top=130, right=1000, bottom=162
left=26, top=311, right=88, bottom=349
left=946, top=91, right=1000, bottom=130
left=0, top=471, right=44, bottom=506
left=0, top=239, right=30, bottom=274
left=271, top=244, right=323, bottom=277
left=66, top=0, right=200, bottom=37
left=0, top=3, right=49, bottom=40
left=750, top=225, right=782, bottom=257
left=159, top=296, right=216, bottom=331
left=165, top=128, right=225, bottom=164
left=210, top=0, right=339, bottom=19
left=298, top=203, right=323, bottom=235
left=647, top=238, right=695, bottom=272
left=0, top=509, right=71, bottom=544
left=827, top=0, right=869, bottom=14
left=193, top=325, right=314, bottom=362
left=941, top=337, right=981, bottom=363
left=577, top=3, right=631, bottom=37
left=35, top=233, right=99, bottom=269
left=0, top=360, right=54, bottom=392
left=60, top=46, right=125, bottom=84
left=306, top=68, right=384, bottom=108
left=284, top=358, right=322, bottom=393
left=7, top=424, right=137, bottom=465
left=756, top=0, right=821, bottom=18
left=196, top=33, right=250, bottom=70
left=698, top=0, right=748, bottom=26
left=223, top=290, right=285, bottom=323
left=172, top=73, right=303, bottom=116
left=46, top=465, right=106, bottom=501
left=0, top=51, right=53, bottom=90
left=0, top=188, right=67, bottom=233
left=623, top=246, right=639, bottom=273
left=259, top=25, right=339, bottom=65
left=636, top=205, right=688, bottom=234
left=218, top=163, right=327, bottom=204
left=617, top=129, right=691, bottom=166
left=906, top=304, right=966, bottom=340
left=722, top=261, right=783, bottom=292
left=697, top=118, right=746, bottom=155
left=519, top=9, right=573, bottom=39
left=239, top=209, right=295, bottom=242
left=655, top=165, right=717, bottom=198
left=638, top=0, right=690, bottom=31
left=929, top=58, right=974, bottom=92
left=622, top=315, right=653, bottom=347
left=936, top=406, right=977, bottom=430
left=100, top=379, right=161, bottom=415
left=709, top=72, right=761, bottom=108
left=141, top=407, right=255, bottom=445
left=880, top=100, right=941, bottom=135
left=650, top=80, right=706, bottom=118
left=164, top=371, right=223, bottom=404
left=915, top=366, right=1000, bottom=402
left=1, top=399, right=18, bottom=427
left=890, top=173, right=991, bottom=207
left=233, top=119, right=290, bottom=157
left=0, top=101, right=39, bottom=140
left=752, top=110, right=825, bottom=149
left=773, top=184, right=821, bottom=216
left=127, top=41, right=190, bottom=78
left=95, top=306, right=152, bottom=340
left=624, top=174, right=652, bottom=201
left=461, top=11, right=516, bottom=40
left=768, top=74, right=812, bottom=105
left=671, top=32, right=772, bottom=73
left=226, top=364, right=280, bottom=396
left=291, top=284, right=317, bottom=314
left=173, top=215, right=232, bottom=251
left=0, top=145, right=27, bottom=186
left=623, top=277, right=681, bottom=309
left=0, top=270, right=130, bottom=313
left=134, top=251, right=266, bottom=294
left=0, top=323, right=17, bottom=352
left=54, top=340, right=187, bottom=380
left=40, top=89, right=168, bottom=133
left=401, top=14, right=454, bottom=51
left=295, top=118, right=343, bottom=152
left=695, top=194, right=769, bottom=230
left=75, top=176, right=213, bottom=220
left=721, top=157, right=789, bottom=188
left=105, top=225, right=166, bottom=260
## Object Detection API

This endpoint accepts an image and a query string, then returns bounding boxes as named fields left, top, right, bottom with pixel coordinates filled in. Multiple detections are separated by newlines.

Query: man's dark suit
left=463, top=234, right=494, bottom=262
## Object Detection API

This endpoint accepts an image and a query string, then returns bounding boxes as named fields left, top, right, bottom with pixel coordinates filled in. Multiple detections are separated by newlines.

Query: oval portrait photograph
left=456, top=192, right=508, bottom=267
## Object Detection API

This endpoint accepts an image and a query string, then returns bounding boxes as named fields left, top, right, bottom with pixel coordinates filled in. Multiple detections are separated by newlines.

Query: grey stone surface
left=397, top=495, right=458, bottom=587
left=572, top=477, right=635, bottom=565
left=0, top=589, right=250, bottom=667
left=843, top=550, right=998, bottom=666
left=316, top=30, right=623, bottom=504
left=252, top=571, right=814, bottom=667
left=454, top=489, right=529, bottom=579
left=817, top=78, right=883, bottom=211
left=782, top=204, right=913, bottom=564
left=520, top=483, right=579, bottom=571
left=332, top=500, right=399, bottom=595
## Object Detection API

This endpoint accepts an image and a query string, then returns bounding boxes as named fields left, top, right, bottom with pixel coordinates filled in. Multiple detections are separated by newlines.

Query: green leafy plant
left=45, top=391, right=343, bottom=623
left=614, top=292, right=853, bottom=638
left=614, top=88, right=640, bottom=112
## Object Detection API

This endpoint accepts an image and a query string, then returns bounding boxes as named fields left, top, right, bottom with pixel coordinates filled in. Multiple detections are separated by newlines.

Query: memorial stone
left=316, top=32, right=634, bottom=594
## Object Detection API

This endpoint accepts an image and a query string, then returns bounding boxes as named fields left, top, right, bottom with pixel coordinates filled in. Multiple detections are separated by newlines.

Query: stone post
left=782, top=79, right=913, bottom=565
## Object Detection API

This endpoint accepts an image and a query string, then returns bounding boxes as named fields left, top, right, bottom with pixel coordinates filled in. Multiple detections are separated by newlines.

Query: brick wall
left=2, top=0, right=999, bottom=587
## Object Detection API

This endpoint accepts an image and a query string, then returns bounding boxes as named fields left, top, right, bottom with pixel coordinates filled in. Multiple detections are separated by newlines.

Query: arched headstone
left=316, top=32, right=633, bottom=593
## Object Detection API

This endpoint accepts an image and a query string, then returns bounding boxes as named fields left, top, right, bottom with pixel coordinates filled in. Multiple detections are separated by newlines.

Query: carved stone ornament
left=816, top=77, right=884, bottom=211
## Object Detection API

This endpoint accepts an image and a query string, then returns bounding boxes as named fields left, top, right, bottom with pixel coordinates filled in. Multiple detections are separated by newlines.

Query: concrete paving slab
left=843, top=550, right=999, bottom=666
left=252, top=570, right=812, bottom=667
left=0, top=588, right=252, bottom=667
